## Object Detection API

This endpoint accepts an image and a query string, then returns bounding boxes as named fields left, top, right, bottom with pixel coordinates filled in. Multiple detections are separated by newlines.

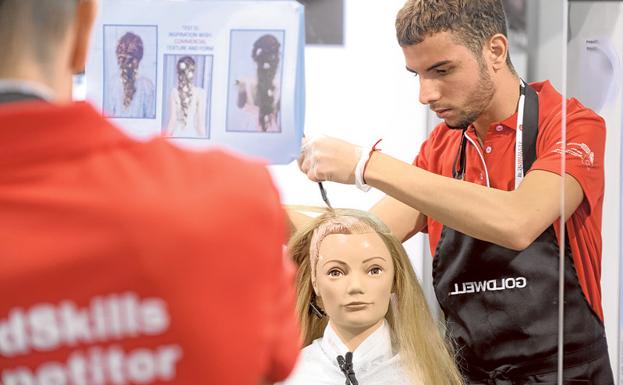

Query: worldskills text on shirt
left=415, top=80, right=606, bottom=319
left=0, top=100, right=299, bottom=385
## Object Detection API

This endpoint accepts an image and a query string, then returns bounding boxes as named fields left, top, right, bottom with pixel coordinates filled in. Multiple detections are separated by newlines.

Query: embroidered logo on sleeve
left=552, top=142, right=595, bottom=167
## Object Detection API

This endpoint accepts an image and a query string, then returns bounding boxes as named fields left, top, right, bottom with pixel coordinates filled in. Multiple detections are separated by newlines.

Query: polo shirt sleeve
left=413, top=123, right=444, bottom=170
left=412, top=124, right=445, bottom=234
left=529, top=103, right=606, bottom=213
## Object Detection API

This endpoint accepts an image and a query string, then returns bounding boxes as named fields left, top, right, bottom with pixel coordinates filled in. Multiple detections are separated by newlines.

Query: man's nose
left=419, top=77, right=441, bottom=105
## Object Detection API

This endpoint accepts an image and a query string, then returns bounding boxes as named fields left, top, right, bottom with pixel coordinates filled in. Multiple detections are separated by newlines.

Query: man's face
left=314, top=233, right=394, bottom=335
left=402, top=31, right=495, bottom=129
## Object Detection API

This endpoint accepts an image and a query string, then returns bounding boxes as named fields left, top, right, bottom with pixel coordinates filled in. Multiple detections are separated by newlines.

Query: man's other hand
left=298, top=136, right=361, bottom=184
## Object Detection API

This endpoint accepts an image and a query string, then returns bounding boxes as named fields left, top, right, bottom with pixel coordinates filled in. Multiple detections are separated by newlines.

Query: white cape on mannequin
left=278, top=321, right=413, bottom=385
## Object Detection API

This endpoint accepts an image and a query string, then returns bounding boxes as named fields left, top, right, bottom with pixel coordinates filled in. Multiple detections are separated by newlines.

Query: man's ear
left=486, top=33, right=510, bottom=72
left=70, top=0, right=97, bottom=74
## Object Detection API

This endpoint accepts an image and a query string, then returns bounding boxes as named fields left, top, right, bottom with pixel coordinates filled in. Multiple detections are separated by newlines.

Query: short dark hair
left=395, top=0, right=515, bottom=72
left=0, top=0, right=78, bottom=69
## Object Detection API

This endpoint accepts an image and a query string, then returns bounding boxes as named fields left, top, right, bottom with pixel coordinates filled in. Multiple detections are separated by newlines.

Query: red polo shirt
left=0, top=102, right=300, bottom=384
left=415, top=81, right=606, bottom=319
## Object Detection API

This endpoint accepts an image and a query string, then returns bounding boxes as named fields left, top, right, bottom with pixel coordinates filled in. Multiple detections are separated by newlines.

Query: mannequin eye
left=369, top=267, right=383, bottom=276
left=328, top=269, right=343, bottom=278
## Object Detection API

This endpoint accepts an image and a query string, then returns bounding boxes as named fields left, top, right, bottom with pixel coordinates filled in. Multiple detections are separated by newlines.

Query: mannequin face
left=315, top=233, right=394, bottom=336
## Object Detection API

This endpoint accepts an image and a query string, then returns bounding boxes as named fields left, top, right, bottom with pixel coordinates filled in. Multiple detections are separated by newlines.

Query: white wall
left=269, top=0, right=429, bottom=277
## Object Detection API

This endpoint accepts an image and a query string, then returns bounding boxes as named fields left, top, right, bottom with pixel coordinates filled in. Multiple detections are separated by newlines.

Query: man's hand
left=298, top=136, right=361, bottom=184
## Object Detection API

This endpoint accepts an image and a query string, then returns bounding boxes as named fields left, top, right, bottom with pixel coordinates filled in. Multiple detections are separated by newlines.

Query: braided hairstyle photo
left=115, top=32, right=144, bottom=110
left=176, top=56, right=196, bottom=128
left=252, top=34, right=281, bottom=132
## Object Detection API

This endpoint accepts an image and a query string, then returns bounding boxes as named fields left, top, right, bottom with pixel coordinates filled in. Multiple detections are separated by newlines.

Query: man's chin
left=445, top=120, right=470, bottom=130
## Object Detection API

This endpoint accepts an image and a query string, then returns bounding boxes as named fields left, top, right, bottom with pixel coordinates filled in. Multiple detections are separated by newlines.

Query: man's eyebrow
left=426, top=60, right=452, bottom=72
left=405, top=60, right=452, bottom=75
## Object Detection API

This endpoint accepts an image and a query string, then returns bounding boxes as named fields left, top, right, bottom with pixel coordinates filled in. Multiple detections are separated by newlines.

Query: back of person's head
left=0, top=0, right=78, bottom=71
left=0, top=0, right=95, bottom=101
left=289, top=208, right=464, bottom=385
left=395, top=0, right=514, bottom=72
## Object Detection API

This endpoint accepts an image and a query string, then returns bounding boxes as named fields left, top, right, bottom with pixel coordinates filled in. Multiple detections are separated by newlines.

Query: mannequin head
left=313, top=228, right=395, bottom=343
left=289, top=209, right=464, bottom=385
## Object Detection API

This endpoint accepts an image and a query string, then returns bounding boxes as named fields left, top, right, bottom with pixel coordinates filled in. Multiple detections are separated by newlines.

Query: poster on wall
left=86, top=0, right=305, bottom=165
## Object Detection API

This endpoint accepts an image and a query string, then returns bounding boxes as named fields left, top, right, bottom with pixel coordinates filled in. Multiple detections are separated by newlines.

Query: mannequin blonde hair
left=288, top=208, right=464, bottom=385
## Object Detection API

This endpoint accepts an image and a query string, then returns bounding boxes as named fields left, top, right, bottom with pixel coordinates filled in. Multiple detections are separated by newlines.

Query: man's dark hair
left=0, top=0, right=79, bottom=70
left=395, top=0, right=515, bottom=73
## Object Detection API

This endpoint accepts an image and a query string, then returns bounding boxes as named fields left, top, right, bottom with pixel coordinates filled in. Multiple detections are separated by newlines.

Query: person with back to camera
left=296, top=0, right=614, bottom=383
left=0, top=1, right=299, bottom=384
left=236, top=34, right=281, bottom=132
left=279, top=208, right=465, bottom=385
left=105, top=31, right=156, bottom=118
left=165, top=56, right=207, bottom=137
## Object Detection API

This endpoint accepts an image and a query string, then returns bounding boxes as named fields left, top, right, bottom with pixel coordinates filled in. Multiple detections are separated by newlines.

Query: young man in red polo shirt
left=297, top=0, right=613, bottom=383
left=0, top=1, right=299, bottom=384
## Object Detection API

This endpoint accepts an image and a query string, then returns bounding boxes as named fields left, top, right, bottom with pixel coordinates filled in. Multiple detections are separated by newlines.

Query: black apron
left=432, top=84, right=614, bottom=384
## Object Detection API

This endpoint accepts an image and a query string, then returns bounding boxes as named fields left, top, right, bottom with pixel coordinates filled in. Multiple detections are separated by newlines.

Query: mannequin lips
left=344, top=302, right=371, bottom=310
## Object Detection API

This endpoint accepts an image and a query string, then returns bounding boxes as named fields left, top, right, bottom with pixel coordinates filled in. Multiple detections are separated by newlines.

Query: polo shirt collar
left=485, top=80, right=551, bottom=132
left=462, top=80, right=550, bottom=135
left=0, top=79, right=56, bottom=102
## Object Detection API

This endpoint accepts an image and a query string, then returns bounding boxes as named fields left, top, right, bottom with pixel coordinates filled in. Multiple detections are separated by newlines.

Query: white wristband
left=355, top=147, right=371, bottom=192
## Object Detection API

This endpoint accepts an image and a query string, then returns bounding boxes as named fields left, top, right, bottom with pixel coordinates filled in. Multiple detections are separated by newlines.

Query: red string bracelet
left=362, top=138, right=383, bottom=184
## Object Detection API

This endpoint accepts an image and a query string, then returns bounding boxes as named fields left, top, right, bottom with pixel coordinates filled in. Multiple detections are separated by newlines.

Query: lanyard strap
left=514, top=81, right=527, bottom=189
left=452, top=80, right=539, bottom=190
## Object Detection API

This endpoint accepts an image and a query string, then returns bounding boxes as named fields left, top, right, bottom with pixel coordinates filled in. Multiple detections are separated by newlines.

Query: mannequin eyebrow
left=362, top=256, right=387, bottom=264
left=323, top=260, right=347, bottom=267
left=322, top=256, right=387, bottom=267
